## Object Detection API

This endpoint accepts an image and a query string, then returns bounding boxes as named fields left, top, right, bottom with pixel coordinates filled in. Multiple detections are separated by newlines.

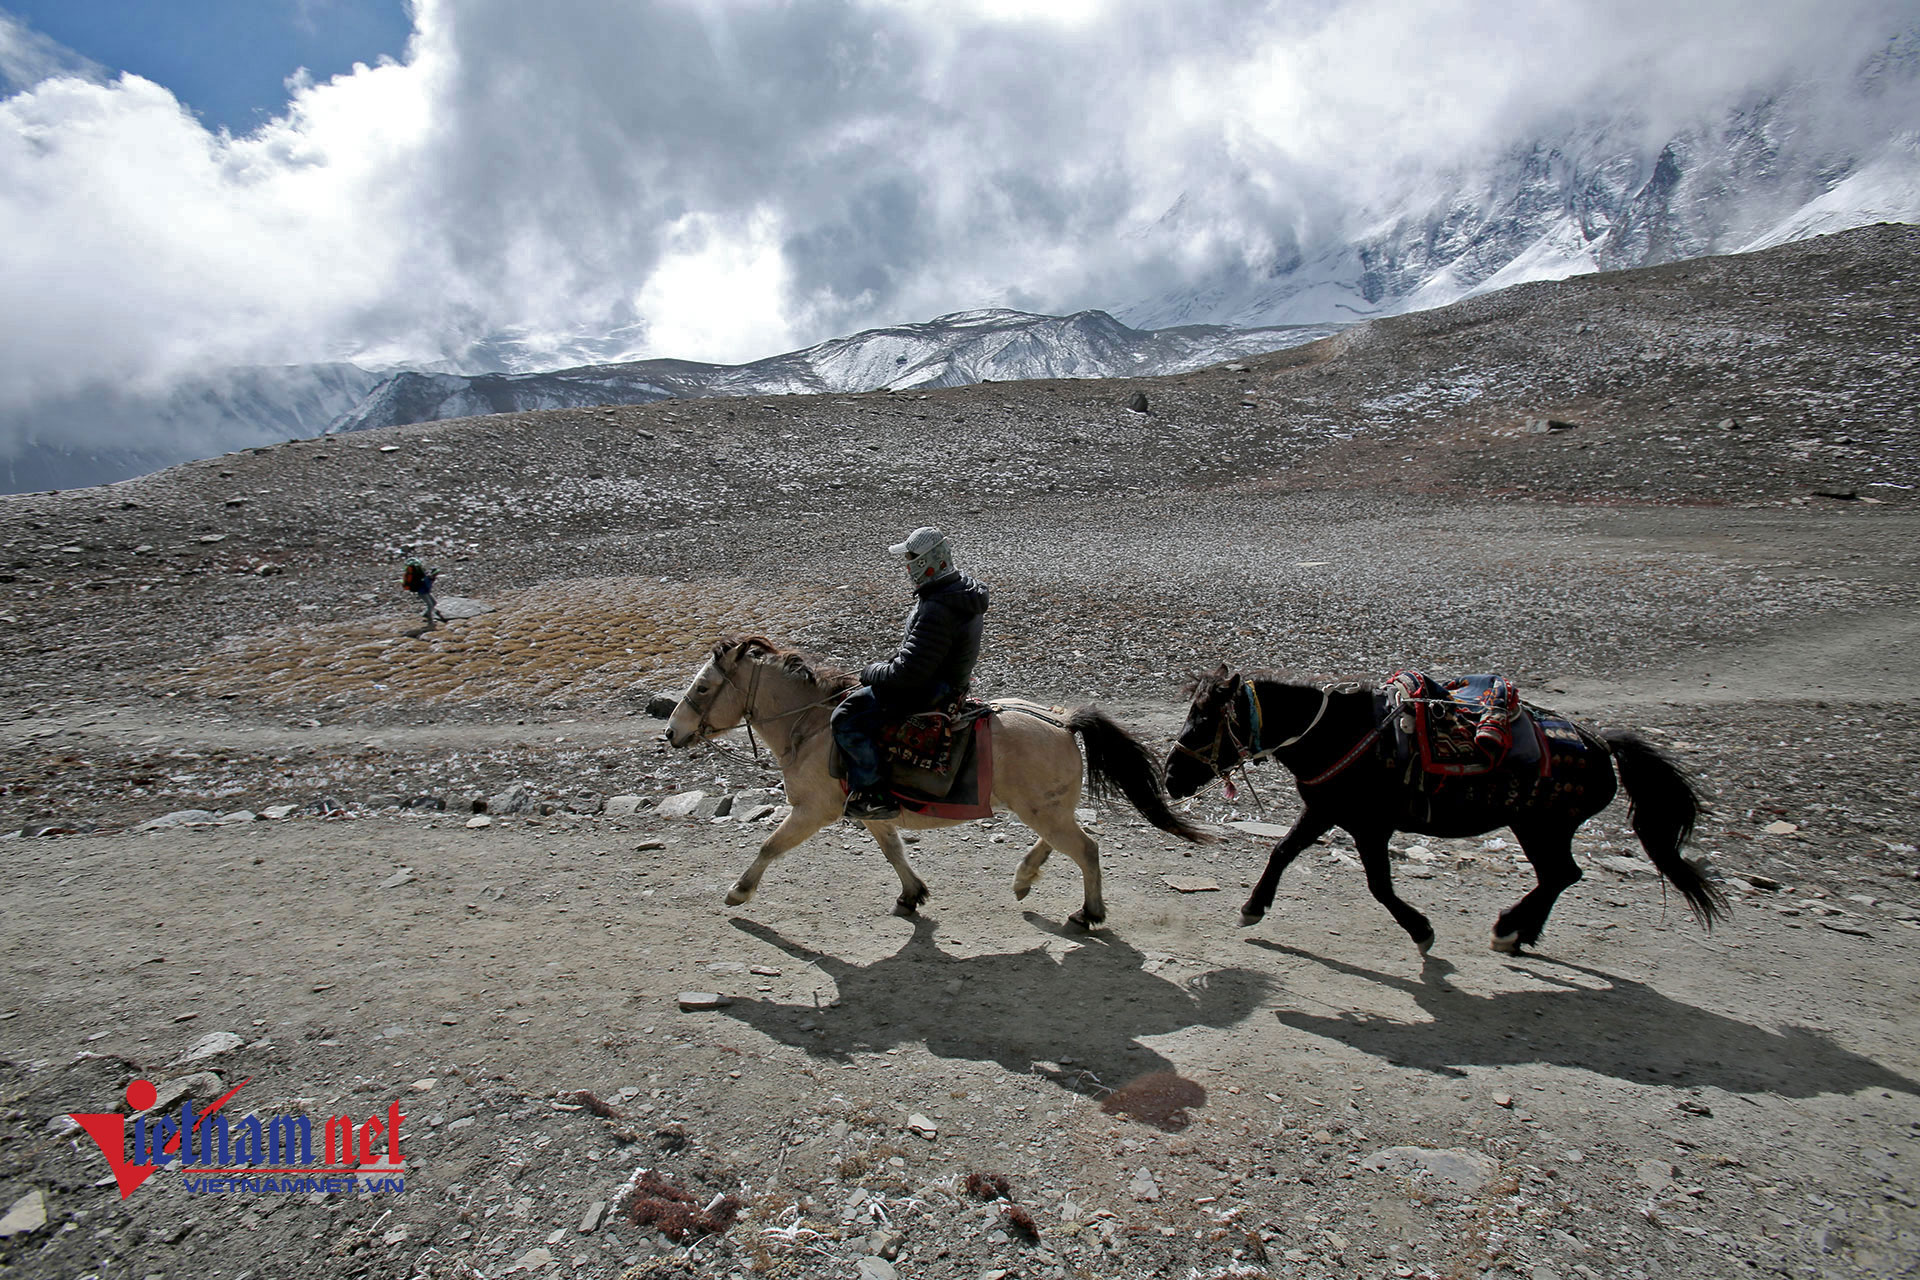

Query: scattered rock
left=1126, top=390, right=1150, bottom=414
left=907, top=1113, right=938, bottom=1140
left=499, top=1247, right=554, bottom=1275
left=434, top=596, right=492, bottom=619
left=465, top=815, right=492, bottom=828
left=677, top=991, right=730, bottom=1011
left=1163, top=877, right=1220, bottom=893
left=177, top=1032, right=246, bottom=1064
left=20, top=821, right=97, bottom=838
left=1762, top=820, right=1799, bottom=835
left=488, top=783, right=532, bottom=815
left=656, top=791, right=708, bottom=819
left=1128, top=1167, right=1160, bottom=1202
left=380, top=867, right=416, bottom=889
left=604, top=795, right=644, bottom=817
left=579, top=1200, right=608, bottom=1233
left=1636, top=1159, right=1675, bottom=1190
left=1361, top=1147, right=1498, bottom=1194
left=646, top=693, right=680, bottom=718
left=143, top=1072, right=225, bottom=1115
left=857, top=1258, right=898, bottom=1280
left=137, top=809, right=219, bottom=832
left=0, top=1190, right=47, bottom=1238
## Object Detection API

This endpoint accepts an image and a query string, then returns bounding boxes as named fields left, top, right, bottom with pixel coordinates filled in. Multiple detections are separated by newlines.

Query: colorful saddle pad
left=828, top=698, right=997, bottom=818
left=881, top=695, right=991, bottom=774
left=1386, top=670, right=1548, bottom=779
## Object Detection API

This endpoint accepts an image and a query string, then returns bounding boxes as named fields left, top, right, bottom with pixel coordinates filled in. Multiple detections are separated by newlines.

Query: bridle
left=1171, top=679, right=1336, bottom=802
left=682, top=650, right=845, bottom=764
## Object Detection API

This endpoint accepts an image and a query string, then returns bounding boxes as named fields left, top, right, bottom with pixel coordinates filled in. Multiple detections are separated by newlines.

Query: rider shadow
left=1249, top=940, right=1919, bottom=1098
left=722, top=915, right=1275, bottom=1129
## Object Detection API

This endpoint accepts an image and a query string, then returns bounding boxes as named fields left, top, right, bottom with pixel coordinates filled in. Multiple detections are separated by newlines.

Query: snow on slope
left=334, top=309, right=1342, bottom=435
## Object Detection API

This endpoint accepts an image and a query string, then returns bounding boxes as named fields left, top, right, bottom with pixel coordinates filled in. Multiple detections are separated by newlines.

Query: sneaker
left=842, top=788, right=900, bottom=820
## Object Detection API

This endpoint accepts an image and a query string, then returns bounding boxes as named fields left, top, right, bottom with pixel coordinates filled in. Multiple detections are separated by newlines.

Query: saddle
left=1384, top=670, right=1549, bottom=781
left=830, top=695, right=995, bottom=803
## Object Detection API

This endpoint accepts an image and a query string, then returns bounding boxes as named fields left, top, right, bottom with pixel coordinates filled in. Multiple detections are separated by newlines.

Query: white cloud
left=0, top=0, right=1914, bottom=438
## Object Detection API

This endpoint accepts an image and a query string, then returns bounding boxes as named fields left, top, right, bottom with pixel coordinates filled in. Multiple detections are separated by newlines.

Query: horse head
left=663, top=637, right=759, bottom=748
left=1165, top=663, right=1244, bottom=800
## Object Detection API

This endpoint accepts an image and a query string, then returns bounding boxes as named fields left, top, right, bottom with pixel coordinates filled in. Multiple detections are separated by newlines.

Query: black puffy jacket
left=860, top=572, right=989, bottom=707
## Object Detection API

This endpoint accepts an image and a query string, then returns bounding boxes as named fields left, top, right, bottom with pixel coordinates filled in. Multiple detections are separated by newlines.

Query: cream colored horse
left=664, top=636, right=1211, bottom=928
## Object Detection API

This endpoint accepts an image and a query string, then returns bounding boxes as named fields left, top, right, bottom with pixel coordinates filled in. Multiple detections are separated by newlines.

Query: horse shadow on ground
left=721, top=915, right=1275, bottom=1129
left=1250, top=940, right=1919, bottom=1098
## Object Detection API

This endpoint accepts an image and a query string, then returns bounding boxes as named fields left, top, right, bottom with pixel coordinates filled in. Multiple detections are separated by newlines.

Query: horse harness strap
left=1299, top=720, right=1385, bottom=787
left=1250, top=686, right=1329, bottom=760
left=991, top=702, right=1068, bottom=729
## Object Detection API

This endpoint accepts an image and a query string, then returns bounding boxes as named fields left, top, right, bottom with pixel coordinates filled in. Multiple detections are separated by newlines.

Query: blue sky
left=1, top=0, right=410, bottom=133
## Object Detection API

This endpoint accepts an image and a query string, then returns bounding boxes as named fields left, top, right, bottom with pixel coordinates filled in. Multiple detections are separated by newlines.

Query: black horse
left=1163, top=666, right=1727, bottom=953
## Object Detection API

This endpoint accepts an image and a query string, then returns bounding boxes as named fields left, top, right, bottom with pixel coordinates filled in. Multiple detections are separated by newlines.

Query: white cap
left=888, top=527, right=945, bottom=557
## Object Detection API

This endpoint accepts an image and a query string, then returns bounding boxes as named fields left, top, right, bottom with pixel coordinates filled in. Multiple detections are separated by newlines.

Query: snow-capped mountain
left=1120, top=36, right=1920, bottom=329
left=332, top=309, right=1339, bottom=434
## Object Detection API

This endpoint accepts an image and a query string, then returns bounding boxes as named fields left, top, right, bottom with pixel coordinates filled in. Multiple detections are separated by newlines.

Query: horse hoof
left=1415, top=932, right=1436, bottom=955
left=724, top=887, right=751, bottom=907
left=1013, top=883, right=1031, bottom=901
left=1067, top=911, right=1103, bottom=932
left=1490, top=931, right=1521, bottom=954
left=892, top=901, right=919, bottom=918
left=1239, top=912, right=1264, bottom=928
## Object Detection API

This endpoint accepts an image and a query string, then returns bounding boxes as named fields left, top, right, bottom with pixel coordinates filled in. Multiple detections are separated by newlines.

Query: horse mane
left=715, top=634, right=860, bottom=694
left=1182, top=665, right=1375, bottom=698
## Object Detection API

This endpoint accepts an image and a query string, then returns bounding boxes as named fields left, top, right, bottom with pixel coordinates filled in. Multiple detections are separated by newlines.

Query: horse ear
left=1210, top=662, right=1230, bottom=680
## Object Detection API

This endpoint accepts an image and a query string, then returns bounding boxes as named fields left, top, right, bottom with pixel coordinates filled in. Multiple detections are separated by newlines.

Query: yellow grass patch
left=163, top=577, right=827, bottom=709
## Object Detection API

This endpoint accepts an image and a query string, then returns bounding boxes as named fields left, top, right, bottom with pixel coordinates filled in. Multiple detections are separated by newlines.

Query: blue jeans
left=831, top=687, right=897, bottom=789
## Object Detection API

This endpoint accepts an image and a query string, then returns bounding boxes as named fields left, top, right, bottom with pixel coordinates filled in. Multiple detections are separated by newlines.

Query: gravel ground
left=1, top=224, right=1917, bottom=1280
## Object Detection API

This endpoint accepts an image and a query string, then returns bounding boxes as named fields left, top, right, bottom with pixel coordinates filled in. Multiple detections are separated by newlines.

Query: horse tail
left=1069, top=707, right=1215, bottom=844
left=1602, top=730, right=1728, bottom=927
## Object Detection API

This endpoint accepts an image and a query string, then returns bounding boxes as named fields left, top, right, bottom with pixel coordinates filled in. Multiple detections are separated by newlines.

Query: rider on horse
left=833, top=527, right=990, bottom=820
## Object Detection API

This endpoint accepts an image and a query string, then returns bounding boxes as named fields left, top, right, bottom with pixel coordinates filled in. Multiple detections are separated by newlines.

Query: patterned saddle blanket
left=882, top=695, right=994, bottom=776
left=1385, top=671, right=1548, bottom=779
left=829, top=696, right=995, bottom=803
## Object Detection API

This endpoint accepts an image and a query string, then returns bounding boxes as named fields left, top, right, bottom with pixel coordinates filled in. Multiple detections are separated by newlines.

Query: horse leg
left=1491, top=824, right=1581, bottom=953
left=1355, top=831, right=1436, bottom=954
left=1013, top=836, right=1053, bottom=900
left=725, top=805, right=834, bottom=907
left=864, top=822, right=931, bottom=917
left=1242, top=808, right=1335, bottom=926
left=1029, top=814, right=1104, bottom=930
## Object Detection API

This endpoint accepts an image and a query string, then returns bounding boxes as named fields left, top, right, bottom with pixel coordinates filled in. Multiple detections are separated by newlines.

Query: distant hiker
left=400, top=550, right=446, bottom=631
left=831, top=527, right=990, bottom=819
